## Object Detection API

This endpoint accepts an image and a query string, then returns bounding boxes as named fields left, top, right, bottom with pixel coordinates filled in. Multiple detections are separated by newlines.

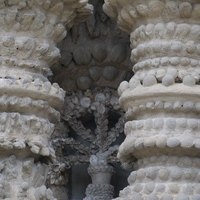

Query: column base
left=84, top=183, right=114, bottom=200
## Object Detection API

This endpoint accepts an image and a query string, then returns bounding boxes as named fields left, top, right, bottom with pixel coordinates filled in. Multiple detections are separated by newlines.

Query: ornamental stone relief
left=49, top=0, right=132, bottom=199
left=3, top=0, right=199, bottom=199
left=52, top=88, right=125, bottom=200
left=51, top=0, right=133, bottom=94
left=104, top=0, right=200, bottom=199
left=0, top=0, right=93, bottom=199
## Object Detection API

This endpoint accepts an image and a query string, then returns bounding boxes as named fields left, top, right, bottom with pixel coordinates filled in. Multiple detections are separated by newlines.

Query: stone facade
left=1, top=0, right=200, bottom=199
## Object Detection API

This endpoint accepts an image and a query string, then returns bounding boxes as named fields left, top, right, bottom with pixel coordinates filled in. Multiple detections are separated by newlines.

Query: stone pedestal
left=84, top=164, right=115, bottom=200
left=104, top=0, right=200, bottom=199
left=0, top=0, right=93, bottom=199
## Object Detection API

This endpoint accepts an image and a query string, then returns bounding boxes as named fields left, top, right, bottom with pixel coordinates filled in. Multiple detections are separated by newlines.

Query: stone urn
left=88, top=163, right=114, bottom=184
left=84, top=155, right=115, bottom=200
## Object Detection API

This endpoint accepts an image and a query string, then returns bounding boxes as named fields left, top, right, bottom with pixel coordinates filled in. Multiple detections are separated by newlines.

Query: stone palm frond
left=57, top=88, right=125, bottom=167
left=103, top=115, right=125, bottom=151
left=67, top=117, right=94, bottom=143
left=93, top=109, right=109, bottom=149
left=52, top=138, right=90, bottom=155
left=62, top=155, right=90, bottom=167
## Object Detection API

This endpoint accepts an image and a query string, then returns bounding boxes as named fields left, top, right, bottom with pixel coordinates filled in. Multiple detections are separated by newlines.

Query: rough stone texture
left=0, top=0, right=93, bottom=199
left=49, top=0, right=132, bottom=199
left=103, top=0, right=200, bottom=199
left=52, top=88, right=125, bottom=199
left=51, top=0, right=133, bottom=94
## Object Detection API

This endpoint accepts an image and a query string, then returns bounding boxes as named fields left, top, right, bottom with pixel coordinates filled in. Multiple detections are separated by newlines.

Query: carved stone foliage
left=103, top=0, right=200, bottom=199
left=51, top=0, right=133, bottom=94
left=53, top=88, right=124, bottom=166
left=52, top=88, right=125, bottom=199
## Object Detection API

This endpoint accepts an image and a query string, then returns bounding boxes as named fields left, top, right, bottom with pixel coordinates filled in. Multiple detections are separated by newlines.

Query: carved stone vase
left=104, top=0, right=200, bottom=199
left=84, top=163, right=115, bottom=200
left=0, top=0, right=92, bottom=199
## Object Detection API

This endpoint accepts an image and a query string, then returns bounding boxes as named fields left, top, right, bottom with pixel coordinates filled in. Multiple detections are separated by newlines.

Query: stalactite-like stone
left=103, top=0, right=200, bottom=199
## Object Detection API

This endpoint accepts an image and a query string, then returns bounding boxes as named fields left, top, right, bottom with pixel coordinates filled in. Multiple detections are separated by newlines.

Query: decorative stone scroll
left=103, top=0, right=200, bottom=199
left=0, top=0, right=93, bottom=198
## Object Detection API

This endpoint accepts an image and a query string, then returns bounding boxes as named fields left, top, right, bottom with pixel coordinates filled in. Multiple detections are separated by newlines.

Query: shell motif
left=149, top=0, right=165, bottom=17
left=164, top=1, right=178, bottom=21
left=121, top=7, right=134, bottom=24
left=92, top=44, right=107, bottom=62
left=109, top=44, right=127, bottom=64
left=175, top=24, right=190, bottom=39
left=136, top=4, right=149, bottom=17
left=77, top=76, right=92, bottom=90
left=103, top=2, right=117, bottom=19
left=89, top=66, right=102, bottom=82
left=73, top=47, right=91, bottom=65
left=103, top=66, right=118, bottom=81
left=179, top=2, right=192, bottom=18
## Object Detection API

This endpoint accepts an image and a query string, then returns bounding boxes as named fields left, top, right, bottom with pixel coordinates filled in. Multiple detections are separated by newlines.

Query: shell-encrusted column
left=0, top=0, right=92, bottom=199
left=104, top=0, right=200, bottom=199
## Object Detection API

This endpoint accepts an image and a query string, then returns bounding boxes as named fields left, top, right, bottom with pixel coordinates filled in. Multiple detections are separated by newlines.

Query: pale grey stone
left=162, top=75, right=175, bottom=86
left=143, top=75, right=157, bottom=86
left=161, top=195, right=173, bottom=200
left=183, top=75, right=196, bottom=86
left=167, top=137, right=180, bottom=148
left=176, top=194, right=189, bottom=200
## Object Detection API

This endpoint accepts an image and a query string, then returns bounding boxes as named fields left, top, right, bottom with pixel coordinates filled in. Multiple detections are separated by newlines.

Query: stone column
left=84, top=156, right=115, bottom=200
left=0, top=1, right=92, bottom=199
left=104, top=0, right=200, bottom=199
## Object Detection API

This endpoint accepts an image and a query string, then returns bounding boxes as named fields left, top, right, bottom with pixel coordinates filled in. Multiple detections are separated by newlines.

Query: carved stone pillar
left=84, top=157, right=115, bottom=200
left=0, top=1, right=92, bottom=199
left=104, top=0, right=200, bottom=199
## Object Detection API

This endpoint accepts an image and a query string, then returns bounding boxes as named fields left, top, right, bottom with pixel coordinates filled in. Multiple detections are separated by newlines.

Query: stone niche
left=50, top=0, right=133, bottom=199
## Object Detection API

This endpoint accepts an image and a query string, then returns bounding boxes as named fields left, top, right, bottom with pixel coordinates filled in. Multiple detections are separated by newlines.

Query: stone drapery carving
left=52, top=88, right=125, bottom=199
left=0, top=0, right=93, bottom=199
left=104, top=0, right=200, bottom=199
